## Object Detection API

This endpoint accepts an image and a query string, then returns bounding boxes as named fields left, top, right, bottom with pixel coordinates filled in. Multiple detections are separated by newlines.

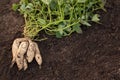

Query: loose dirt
left=0, top=0, right=120, bottom=80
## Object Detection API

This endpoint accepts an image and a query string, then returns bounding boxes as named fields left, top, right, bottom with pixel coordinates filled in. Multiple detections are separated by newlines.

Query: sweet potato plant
left=11, top=0, right=106, bottom=70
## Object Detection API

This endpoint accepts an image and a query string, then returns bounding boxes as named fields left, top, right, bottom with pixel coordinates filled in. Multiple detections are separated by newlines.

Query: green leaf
left=12, top=3, right=19, bottom=11
left=58, top=25, right=64, bottom=35
left=56, top=32, right=62, bottom=38
left=41, top=0, right=52, bottom=5
left=59, top=29, right=63, bottom=35
left=26, top=3, right=33, bottom=9
left=64, top=4, right=71, bottom=15
left=50, top=1, right=57, bottom=10
left=92, top=14, right=100, bottom=22
left=81, top=20, right=91, bottom=26
left=13, top=0, right=105, bottom=38
left=63, top=31, right=68, bottom=36
left=20, top=0, right=29, bottom=4
left=65, top=27, right=72, bottom=32
left=70, top=0, right=74, bottom=3
left=78, top=0, right=87, bottom=3
left=20, top=4, right=26, bottom=11
left=73, top=23, right=82, bottom=33
left=38, top=18, right=46, bottom=25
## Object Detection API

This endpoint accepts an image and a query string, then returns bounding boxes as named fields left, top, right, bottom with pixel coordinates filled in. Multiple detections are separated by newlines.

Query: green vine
left=12, top=0, right=106, bottom=39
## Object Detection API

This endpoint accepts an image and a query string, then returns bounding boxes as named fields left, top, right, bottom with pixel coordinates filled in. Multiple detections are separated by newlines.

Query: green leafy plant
left=12, top=0, right=106, bottom=39
left=11, top=0, right=106, bottom=70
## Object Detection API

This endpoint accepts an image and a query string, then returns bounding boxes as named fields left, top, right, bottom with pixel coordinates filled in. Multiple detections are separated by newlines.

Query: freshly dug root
left=11, top=38, right=28, bottom=67
left=16, top=41, right=29, bottom=70
left=15, top=54, right=23, bottom=70
left=11, top=39, right=20, bottom=67
left=26, top=40, right=35, bottom=63
left=11, top=38, right=42, bottom=70
left=17, top=41, right=29, bottom=55
left=34, top=42, right=42, bottom=67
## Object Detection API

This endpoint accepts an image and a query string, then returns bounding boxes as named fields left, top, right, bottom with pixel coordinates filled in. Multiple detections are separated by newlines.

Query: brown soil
left=0, top=0, right=120, bottom=80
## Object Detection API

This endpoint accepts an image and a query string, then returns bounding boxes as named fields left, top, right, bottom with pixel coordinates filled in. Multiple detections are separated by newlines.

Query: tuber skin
left=11, top=38, right=20, bottom=67
left=11, top=38, right=28, bottom=67
left=16, top=41, right=29, bottom=70
left=26, top=40, right=35, bottom=63
left=34, top=42, right=42, bottom=67
left=23, top=58, right=28, bottom=70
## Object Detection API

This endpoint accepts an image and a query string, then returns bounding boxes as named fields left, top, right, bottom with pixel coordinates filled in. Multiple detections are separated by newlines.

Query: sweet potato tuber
left=11, top=39, right=21, bottom=67
left=16, top=41, right=29, bottom=70
left=11, top=38, right=42, bottom=70
left=34, top=42, right=42, bottom=66
left=26, top=40, right=35, bottom=63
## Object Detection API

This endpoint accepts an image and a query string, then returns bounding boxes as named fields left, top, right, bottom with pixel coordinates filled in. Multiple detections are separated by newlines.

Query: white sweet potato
left=26, top=41, right=35, bottom=63
left=16, top=41, right=29, bottom=70
left=11, top=39, right=21, bottom=67
left=11, top=38, right=29, bottom=67
left=17, top=41, right=29, bottom=55
left=34, top=42, right=42, bottom=66
left=16, top=53, right=24, bottom=70
left=11, top=38, right=42, bottom=70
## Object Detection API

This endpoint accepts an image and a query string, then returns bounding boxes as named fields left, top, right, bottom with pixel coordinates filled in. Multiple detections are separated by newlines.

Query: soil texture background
left=0, top=0, right=120, bottom=80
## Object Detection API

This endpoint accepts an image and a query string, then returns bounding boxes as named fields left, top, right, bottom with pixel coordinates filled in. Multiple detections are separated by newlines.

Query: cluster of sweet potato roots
left=10, top=38, right=42, bottom=70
